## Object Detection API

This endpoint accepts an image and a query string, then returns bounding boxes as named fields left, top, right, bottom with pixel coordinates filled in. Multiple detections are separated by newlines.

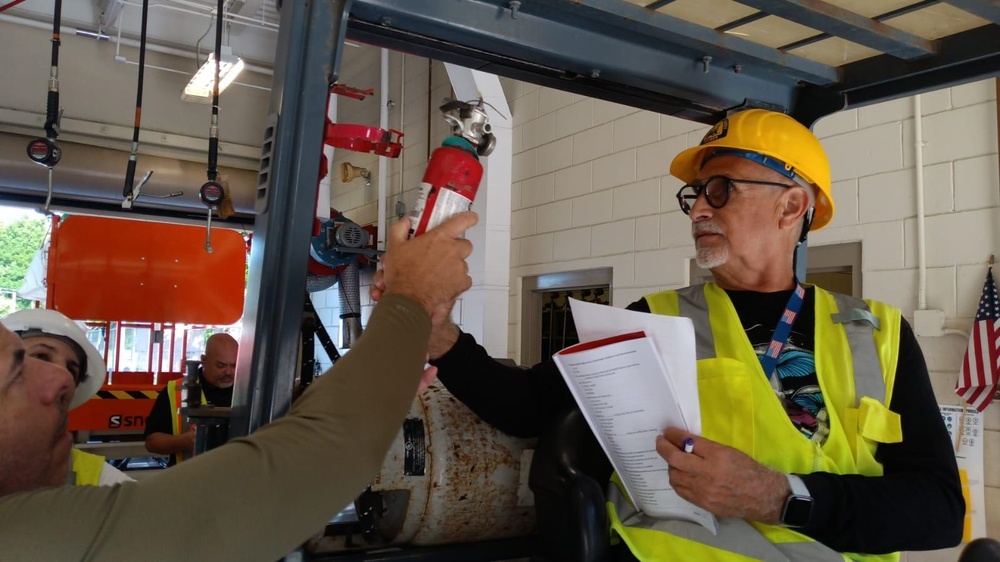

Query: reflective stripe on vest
left=166, top=378, right=207, bottom=464
left=70, top=448, right=106, bottom=487
left=607, top=484, right=844, bottom=562
left=607, top=283, right=902, bottom=562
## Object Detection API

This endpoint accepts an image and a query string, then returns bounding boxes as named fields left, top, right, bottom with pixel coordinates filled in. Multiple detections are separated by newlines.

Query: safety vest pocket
left=697, top=358, right=757, bottom=456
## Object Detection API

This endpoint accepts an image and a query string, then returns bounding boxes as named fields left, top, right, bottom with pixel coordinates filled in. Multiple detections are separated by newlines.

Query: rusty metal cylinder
left=309, top=383, right=536, bottom=552
left=370, top=382, right=537, bottom=545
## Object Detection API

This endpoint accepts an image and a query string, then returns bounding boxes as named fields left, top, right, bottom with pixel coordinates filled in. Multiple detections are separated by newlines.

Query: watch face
left=782, top=495, right=813, bottom=528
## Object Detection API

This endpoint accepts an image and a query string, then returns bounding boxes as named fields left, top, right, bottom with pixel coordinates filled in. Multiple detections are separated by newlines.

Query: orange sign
left=68, top=384, right=161, bottom=432
left=49, top=215, right=246, bottom=324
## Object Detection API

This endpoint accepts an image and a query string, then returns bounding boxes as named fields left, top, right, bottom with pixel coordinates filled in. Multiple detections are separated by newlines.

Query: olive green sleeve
left=0, top=294, right=430, bottom=562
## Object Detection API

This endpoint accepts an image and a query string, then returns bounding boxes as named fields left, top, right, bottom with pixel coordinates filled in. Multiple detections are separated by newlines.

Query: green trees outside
left=0, top=215, right=48, bottom=314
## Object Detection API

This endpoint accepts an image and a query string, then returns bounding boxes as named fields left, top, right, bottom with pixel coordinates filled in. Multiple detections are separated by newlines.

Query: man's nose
left=689, top=192, right=714, bottom=221
left=27, top=358, right=75, bottom=407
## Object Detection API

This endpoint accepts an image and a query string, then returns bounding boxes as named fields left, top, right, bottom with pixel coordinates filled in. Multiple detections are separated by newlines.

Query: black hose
left=123, top=0, right=151, bottom=198
left=43, top=0, right=61, bottom=140
left=206, top=0, right=224, bottom=183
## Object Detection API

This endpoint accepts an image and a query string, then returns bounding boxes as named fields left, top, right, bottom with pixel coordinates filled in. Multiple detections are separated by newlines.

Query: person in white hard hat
left=2, top=309, right=133, bottom=486
left=0, top=213, right=477, bottom=561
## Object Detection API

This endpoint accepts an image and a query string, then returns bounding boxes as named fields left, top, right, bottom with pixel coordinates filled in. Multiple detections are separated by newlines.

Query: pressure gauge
left=26, top=137, right=61, bottom=167
left=199, top=181, right=224, bottom=207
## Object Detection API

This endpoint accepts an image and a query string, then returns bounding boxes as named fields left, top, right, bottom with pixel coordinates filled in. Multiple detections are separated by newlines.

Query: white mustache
left=691, top=221, right=725, bottom=238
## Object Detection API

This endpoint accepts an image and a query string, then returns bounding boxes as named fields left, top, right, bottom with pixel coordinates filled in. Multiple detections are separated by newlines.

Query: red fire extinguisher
left=409, top=99, right=496, bottom=238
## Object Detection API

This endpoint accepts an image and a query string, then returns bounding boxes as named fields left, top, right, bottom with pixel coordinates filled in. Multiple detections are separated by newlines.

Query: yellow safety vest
left=70, top=449, right=106, bottom=487
left=608, top=283, right=903, bottom=562
left=166, top=378, right=207, bottom=464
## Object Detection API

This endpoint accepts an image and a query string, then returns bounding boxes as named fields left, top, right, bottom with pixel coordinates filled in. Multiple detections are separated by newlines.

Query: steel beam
left=778, top=0, right=947, bottom=56
left=230, top=0, right=353, bottom=438
left=347, top=0, right=837, bottom=122
left=353, top=28, right=723, bottom=123
left=530, top=0, right=837, bottom=82
left=349, top=0, right=836, bottom=85
left=841, top=24, right=1000, bottom=108
left=717, top=11, right=769, bottom=32
left=737, top=0, right=935, bottom=60
left=945, top=0, right=1000, bottom=25
left=348, top=20, right=790, bottom=124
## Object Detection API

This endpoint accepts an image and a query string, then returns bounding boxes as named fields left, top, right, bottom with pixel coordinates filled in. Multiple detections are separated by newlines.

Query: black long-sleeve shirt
left=435, top=292, right=964, bottom=555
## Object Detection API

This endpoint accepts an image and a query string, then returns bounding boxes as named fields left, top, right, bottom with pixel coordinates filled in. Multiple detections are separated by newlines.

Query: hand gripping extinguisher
left=408, top=99, right=496, bottom=238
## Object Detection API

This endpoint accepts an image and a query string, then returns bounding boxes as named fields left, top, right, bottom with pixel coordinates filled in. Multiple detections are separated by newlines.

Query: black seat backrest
left=959, top=538, right=1000, bottom=562
left=529, top=407, right=614, bottom=562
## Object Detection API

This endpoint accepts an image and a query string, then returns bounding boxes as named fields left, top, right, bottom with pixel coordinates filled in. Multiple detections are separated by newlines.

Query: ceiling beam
left=716, top=11, right=769, bottom=32
left=736, top=0, right=935, bottom=60
left=944, top=0, right=1000, bottom=25
left=840, top=24, right=1000, bottom=107
left=349, top=0, right=836, bottom=85
left=550, top=0, right=836, bottom=82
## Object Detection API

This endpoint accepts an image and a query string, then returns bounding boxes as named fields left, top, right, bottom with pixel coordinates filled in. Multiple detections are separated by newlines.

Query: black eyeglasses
left=675, top=176, right=797, bottom=215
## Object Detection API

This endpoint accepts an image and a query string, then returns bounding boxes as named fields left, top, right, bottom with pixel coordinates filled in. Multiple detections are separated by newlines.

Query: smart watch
left=780, top=474, right=814, bottom=528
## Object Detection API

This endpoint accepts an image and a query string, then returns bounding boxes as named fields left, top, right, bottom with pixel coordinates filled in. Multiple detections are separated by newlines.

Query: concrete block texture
left=612, top=179, right=661, bottom=221
left=613, top=110, right=661, bottom=152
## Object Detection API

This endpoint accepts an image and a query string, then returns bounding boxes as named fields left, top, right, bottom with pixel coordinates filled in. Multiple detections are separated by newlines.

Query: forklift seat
left=959, top=538, right=1000, bottom=562
left=529, top=407, right=614, bottom=562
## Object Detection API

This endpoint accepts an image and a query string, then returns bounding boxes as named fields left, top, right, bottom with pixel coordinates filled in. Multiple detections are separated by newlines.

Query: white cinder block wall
left=507, top=74, right=999, bottom=559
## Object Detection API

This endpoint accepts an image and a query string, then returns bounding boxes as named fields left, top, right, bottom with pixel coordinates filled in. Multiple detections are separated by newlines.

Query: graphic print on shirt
left=745, top=323, right=829, bottom=444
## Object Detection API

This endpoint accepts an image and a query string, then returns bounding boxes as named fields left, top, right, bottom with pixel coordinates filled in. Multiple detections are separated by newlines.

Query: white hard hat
left=2, top=309, right=106, bottom=409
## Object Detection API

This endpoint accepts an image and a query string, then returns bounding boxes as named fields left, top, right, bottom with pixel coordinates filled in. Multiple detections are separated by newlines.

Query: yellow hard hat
left=670, top=109, right=834, bottom=231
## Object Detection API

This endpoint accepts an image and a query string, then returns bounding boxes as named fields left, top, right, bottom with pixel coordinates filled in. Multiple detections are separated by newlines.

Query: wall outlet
left=913, top=308, right=946, bottom=337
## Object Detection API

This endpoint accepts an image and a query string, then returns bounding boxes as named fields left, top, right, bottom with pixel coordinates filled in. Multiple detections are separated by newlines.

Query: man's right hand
left=380, top=212, right=476, bottom=322
left=371, top=268, right=461, bottom=359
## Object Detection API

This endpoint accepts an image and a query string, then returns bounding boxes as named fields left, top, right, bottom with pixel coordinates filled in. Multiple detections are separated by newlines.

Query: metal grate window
left=521, top=268, right=614, bottom=365
left=540, top=288, right=611, bottom=361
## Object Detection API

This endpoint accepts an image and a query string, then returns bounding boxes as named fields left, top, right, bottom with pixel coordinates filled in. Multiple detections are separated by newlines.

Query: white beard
left=692, top=221, right=728, bottom=269
left=696, top=245, right=728, bottom=269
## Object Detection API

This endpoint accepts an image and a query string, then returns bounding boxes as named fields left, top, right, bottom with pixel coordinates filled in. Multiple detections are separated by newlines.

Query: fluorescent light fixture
left=181, top=46, right=245, bottom=104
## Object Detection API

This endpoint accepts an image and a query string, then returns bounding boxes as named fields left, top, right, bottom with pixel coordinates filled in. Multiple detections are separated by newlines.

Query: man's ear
left=778, top=187, right=811, bottom=230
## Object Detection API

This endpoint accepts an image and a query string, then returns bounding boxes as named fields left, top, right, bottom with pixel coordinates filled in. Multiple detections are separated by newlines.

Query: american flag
left=955, top=267, right=1000, bottom=412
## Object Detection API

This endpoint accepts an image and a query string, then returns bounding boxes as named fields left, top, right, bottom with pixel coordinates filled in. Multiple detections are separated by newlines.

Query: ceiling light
left=181, top=46, right=245, bottom=104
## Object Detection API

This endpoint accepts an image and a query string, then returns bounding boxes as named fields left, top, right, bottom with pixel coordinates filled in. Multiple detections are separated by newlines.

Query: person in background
left=0, top=212, right=476, bottom=561
left=144, top=332, right=238, bottom=465
left=2, top=309, right=133, bottom=486
left=393, top=110, right=964, bottom=561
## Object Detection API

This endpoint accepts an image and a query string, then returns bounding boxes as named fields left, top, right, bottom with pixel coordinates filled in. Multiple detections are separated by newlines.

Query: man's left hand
left=656, top=427, right=789, bottom=524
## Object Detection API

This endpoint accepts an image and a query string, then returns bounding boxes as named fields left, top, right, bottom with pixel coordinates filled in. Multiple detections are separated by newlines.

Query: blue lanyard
left=759, top=283, right=806, bottom=380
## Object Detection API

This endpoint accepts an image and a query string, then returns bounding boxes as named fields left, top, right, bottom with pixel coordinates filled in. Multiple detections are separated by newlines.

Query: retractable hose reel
left=198, top=0, right=236, bottom=253
left=120, top=0, right=153, bottom=209
left=25, top=0, right=63, bottom=212
left=118, top=0, right=182, bottom=210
